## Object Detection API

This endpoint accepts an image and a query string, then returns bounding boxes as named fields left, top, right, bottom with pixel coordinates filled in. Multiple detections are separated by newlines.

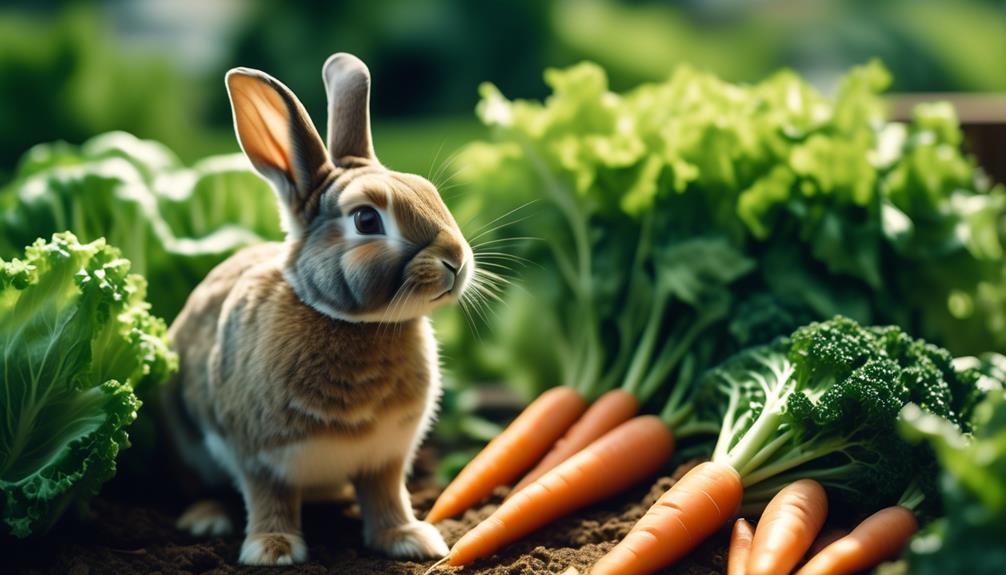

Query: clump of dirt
left=6, top=459, right=725, bottom=575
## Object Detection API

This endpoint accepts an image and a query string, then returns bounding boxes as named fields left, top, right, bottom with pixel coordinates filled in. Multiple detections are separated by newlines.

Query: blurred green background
left=2, top=0, right=1005, bottom=472
left=3, top=0, right=1006, bottom=181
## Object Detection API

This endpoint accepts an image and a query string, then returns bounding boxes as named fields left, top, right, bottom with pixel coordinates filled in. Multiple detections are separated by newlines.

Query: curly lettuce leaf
left=0, top=132, right=283, bottom=319
left=0, top=232, right=175, bottom=537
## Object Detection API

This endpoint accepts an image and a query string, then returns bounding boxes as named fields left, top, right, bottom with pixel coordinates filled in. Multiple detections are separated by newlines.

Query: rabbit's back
left=169, top=241, right=287, bottom=396
left=162, top=241, right=287, bottom=485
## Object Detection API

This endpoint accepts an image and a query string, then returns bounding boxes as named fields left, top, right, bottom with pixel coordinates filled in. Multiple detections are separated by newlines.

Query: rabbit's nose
left=441, top=259, right=458, bottom=291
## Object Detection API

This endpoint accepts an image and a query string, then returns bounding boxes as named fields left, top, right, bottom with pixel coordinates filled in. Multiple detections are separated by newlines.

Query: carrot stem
left=621, top=294, right=670, bottom=396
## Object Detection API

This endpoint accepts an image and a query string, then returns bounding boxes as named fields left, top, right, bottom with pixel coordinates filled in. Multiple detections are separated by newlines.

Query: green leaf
left=0, top=133, right=283, bottom=320
left=0, top=232, right=175, bottom=537
left=899, top=392, right=1006, bottom=574
left=654, top=237, right=754, bottom=306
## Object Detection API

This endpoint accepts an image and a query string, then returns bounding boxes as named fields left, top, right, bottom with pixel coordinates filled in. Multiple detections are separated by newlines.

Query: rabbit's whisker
left=460, top=199, right=535, bottom=237
left=473, top=273, right=510, bottom=295
left=474, top=263, right=533, bottom=297
left=433, top=169, right=461, bottom=193
left=427, top=140, right=447, bottom=182
left=468, top=274, right=504, bottom=310
left=378, top=280, right=412, bottom=336
left=474, top=251, right=542, bottom=269
left=472, top=260, right=515, bottom=274
left=394, top=284, right=419, bottom=337
left=458, top=293, right=482, bottom=342
left=465, top=289, right=495, bottom=327
left=397, top=283, right=419, bottom=328
left=431, top=148, right=464, bottom=190
left=465, top=200, right=540, bottom=242
left=470, top=235, right=541, bottom=250
left=467, top=218, right=538, bottom=245
left=470, top=288, right=506, bottom=315
left=469, top=277, right=505, bottom=303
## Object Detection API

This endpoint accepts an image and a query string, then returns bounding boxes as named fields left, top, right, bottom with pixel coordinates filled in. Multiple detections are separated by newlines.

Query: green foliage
left=0, top=132, right=283, bottom=320
left=702, top=317, right=975, bottom=515
left=552, top=0, right=1006, bottom=94
left=452, top=60, right=1006, bottom=402
left=897, top=390, right=1006, bottom=574
left=0, top=233, right=176, bottom=538
left=0, top=6, right=206, bottom=173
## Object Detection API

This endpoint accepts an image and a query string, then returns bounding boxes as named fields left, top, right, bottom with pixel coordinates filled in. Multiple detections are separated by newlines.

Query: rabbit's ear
left=226, top=68, right=331, bottom=231
left=323, top=53, right=376, bottom=165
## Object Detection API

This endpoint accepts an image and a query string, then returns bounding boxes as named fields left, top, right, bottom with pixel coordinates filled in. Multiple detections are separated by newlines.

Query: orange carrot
left=728, top=518, right=755, bottom=575
left=796, top=506, right=917, bottom=575
left=509, top=388, right=639, bottom=498
left=591, top=461, right=744, bottom=575
left=446, top=416, right=674, bottom=566
left=426, top=386, right=587, bottom=523
left=747, top=479, right=828, bottom=575
left=802, top=527, right=848, bottom=564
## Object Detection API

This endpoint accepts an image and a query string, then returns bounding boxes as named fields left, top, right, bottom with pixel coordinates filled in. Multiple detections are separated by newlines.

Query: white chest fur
left=257, top=406, right=429, bottom=487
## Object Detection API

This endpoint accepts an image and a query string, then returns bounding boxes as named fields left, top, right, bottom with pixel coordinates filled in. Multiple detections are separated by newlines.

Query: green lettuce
left=452, top=61, right=1006, bottom=400
left=0, top=232, right=175, bottom=537
left=0, top=132, right=283, bottom=319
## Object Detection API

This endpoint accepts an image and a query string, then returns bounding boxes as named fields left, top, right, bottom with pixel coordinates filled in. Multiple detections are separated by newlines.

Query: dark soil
left=4, top=457, right=724, bottom=575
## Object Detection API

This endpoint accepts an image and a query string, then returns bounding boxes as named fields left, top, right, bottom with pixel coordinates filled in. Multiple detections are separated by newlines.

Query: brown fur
left=172, top=243, right=432, bottom=454
left=163, top=53, right=464, bottom=565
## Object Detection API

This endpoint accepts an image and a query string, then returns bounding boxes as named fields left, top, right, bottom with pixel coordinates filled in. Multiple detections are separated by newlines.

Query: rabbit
left=158, top=53, right=471, bottom=565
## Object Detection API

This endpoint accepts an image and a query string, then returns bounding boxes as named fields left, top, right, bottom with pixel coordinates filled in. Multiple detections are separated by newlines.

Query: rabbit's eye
left=352, top=206, right=385, bottom=235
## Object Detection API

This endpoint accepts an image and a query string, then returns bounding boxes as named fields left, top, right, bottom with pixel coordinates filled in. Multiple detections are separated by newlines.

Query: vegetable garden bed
left=6, top=455, right=727, bottom=575
left=4, top=58, right=1006, bottom=575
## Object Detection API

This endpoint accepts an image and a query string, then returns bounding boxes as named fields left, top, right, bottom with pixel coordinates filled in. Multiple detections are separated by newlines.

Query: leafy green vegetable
left=699, top=316, right=974, bottom=515
left=896, top=385, right=1006, bottom=574
left=0, top=232, right=176, bottom=537
left=0, top=132, right=283, bottom=319
left=453, top=60, right=1006, bottom=402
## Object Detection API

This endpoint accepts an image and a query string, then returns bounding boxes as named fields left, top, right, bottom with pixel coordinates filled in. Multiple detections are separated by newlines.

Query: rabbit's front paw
left=367, top=520, right=449, bottom=559
left=239, top=532, right=308, bottom=565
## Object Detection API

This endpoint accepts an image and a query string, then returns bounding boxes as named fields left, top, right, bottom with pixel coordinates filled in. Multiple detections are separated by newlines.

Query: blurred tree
left=4, top=0, right=1005, bottom=180
left=0, top=4, right=207, bottom=174
left=551, top=0, right=1006, bottom=93
left=214, top=0, right=554, bottom=124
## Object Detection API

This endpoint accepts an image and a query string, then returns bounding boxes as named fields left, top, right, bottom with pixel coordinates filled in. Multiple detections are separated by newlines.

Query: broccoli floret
left=789, top=316, right=879, bottom=386
left=792, top=357, right=905, bottom=429
left=872, top=325, right=960, bottom=420
left=701, top=316, right=975, bottom=516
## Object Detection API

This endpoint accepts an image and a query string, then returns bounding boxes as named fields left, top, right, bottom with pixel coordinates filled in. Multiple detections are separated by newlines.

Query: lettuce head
left=0, top=232, right=175, bottom=537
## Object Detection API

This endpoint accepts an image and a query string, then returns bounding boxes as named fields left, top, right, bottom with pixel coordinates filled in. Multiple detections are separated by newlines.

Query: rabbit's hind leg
left=177, top=499, right=233, bottom=536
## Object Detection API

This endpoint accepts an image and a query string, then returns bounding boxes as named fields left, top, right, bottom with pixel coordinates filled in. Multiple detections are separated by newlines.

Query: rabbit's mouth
left=431, top=288, right=453, bottom=302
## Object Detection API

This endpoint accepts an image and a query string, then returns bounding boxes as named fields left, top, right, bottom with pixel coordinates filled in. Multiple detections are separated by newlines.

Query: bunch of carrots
left=424, top=317, right=985, bottom=574
left=560, top=481, right=918, bottom=575
left=725, top=480, right=918, bottom=575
